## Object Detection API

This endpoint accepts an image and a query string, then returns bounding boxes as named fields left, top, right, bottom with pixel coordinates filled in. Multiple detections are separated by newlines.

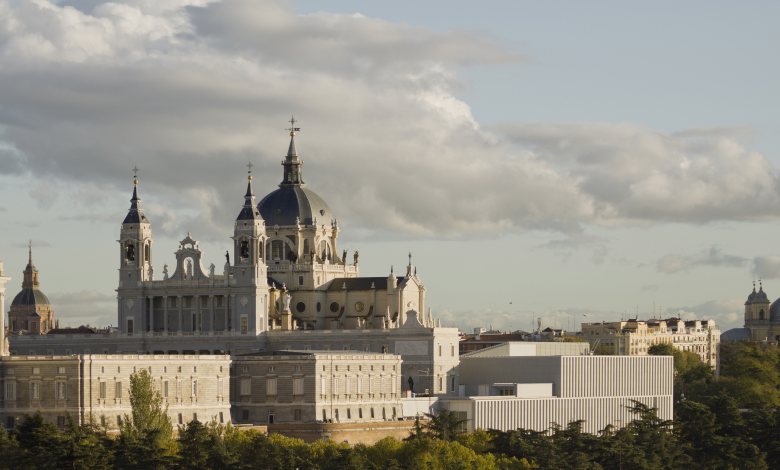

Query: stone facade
left=232, top=351, right=403, bottom=425
left=0, top=354, right=231, bottom=430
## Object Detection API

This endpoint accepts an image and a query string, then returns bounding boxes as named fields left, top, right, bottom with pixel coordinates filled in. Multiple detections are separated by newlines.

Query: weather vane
left=287, top=115, right=301, bottom=135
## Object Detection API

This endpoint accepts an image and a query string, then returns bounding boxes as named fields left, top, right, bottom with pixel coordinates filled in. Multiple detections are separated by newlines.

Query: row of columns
left=142, top=294, right=232, bottom=334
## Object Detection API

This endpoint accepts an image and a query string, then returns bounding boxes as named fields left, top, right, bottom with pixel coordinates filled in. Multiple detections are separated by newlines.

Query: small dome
left=755, top=289, right=769, bottom=303
left=745, top=289, right=756, bottom=305
left=11, top=288, right=50, bottom=309
left=258, top=186, right=332, bottom=227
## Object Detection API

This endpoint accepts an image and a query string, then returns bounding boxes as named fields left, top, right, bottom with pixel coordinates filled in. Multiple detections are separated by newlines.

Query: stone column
left=163, top=295, right=168, bottom=333
left=209, top=295, right=215, bottom=334
left=178, top=295, right=183, bottom=333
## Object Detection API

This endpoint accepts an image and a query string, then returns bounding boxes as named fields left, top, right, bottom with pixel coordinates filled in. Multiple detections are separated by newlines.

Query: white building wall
left=448, top=395, right=673, bottom=434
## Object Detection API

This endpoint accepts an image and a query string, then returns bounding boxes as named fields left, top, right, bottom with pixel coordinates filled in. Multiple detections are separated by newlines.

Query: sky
left=0, top=0, right=779, bottom=333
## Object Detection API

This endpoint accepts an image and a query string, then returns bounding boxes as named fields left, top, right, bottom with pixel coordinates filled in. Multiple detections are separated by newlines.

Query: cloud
left=656, top=246, right=747, bottom=274
left=501, top=123, right=780, bottom=225
left=0, top=0, right=777, bottom=244
left=48, top=290, right=116, bottom=328
left=753, top=255, right=780, bottom=279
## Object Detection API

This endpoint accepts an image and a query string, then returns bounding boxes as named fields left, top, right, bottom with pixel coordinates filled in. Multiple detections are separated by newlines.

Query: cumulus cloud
left=0, top=0, right=778, bottom=244
left=656, top=246, right=747, bottom=274
left=753, top=255, right=780, bottom=279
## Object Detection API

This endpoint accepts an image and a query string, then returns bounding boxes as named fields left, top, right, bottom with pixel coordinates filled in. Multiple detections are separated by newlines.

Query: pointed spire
left=237, top=162, right=262, bottom=221
left=123, top=167, right=148, bottom=224
left=22, top=242, right=39, bottom=288
left=280, top=116, right=304, bottom=186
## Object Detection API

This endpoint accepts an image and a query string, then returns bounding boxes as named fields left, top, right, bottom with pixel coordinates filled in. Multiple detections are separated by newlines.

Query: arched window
left=144, top=243, right=150, bottom=262
left=125, top=243, right=135, bottom=262
left=759, top=309, right=765, bottom=320
left=240, top=240, right=249, bottom=259
left=318, top=240, right=330, bottom=261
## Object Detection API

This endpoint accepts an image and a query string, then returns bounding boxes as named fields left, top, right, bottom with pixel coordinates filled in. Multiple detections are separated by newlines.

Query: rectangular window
left=178, top=413, right=183, bottom=425
left=191, top=380, right=198, bottom=398
left=219, top=412, right=224, bottom=424
left=294, top=409, right=302, bottom=421
left=30, top=382, right=40, bottom=400
left=56, top=381, right=67, bottom=400
left=240, top=316, right=248, bottom=334
left=240, top=378, right=251, bottom=396
left=293, top=377, right=304, bottom=396
left=5, top=382, right=16, bottom=401
left=193, top=413, right=198, bottom=422
left=163, top=380, right=169, bottom=398
left=321, top=376, right=326, bottom=396
left=99, top=382, right=107, bottom=399
left=266, top=378, right=277, bottom=396
left=115, top=382, right=123, bottom=399
left=57, top=416, right=66, bottom=428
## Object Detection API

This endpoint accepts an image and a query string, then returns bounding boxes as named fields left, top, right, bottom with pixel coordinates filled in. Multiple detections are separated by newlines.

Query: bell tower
left=231, top=164, right=269, bottom=334
left=118, top=168, right=152, bottom=334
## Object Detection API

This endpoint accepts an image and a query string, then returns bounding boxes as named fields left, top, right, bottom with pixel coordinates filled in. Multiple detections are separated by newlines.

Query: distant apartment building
left=581, top=318, right=720, bottom=367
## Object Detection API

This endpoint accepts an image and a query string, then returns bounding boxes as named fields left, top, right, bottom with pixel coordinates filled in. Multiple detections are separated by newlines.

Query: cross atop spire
left=247, top=161, right=254, bottom=181
left=132, top=165, right=139, bottom=185
left=286, top=115, right=300, bottom=136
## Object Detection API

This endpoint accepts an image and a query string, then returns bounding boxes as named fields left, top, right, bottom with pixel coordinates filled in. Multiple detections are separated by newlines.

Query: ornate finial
left=286, top=115, right=300, bottom=136
left=408, top=252, right=412, bottom=266
left=759, top=279, right=763, bottom=290
left=132, top=165, right=139, bottom=185
left=247, top=161, right=254, bottom=182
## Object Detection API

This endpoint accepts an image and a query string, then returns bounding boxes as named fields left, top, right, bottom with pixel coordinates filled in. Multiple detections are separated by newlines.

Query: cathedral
left=8, top=123, right=459, bottom=397
left=116, top=124, right=428, bottom=337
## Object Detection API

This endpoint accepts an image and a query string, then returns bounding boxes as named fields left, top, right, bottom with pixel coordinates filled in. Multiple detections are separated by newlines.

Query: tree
left=14, top=412, right=68, bottom=469
left=115, top=369, right=176, bottom=469
left=424, top=409, right=467, bottom=442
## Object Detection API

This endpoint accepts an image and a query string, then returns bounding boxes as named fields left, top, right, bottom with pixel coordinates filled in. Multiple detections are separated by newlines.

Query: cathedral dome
left=11, top=288, right=50, bottom=309
left=258, top=120, right=334, bottom=227
left=770, top=298, right=780, bottom=322
left=258, top=186, right=332, bottom=226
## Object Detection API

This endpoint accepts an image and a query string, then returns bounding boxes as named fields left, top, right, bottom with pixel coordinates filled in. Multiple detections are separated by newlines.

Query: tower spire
left=237, top=162, right=262, bottom=221
left=280, top=116, right=304, bottom=186
left=123, top=166, right=148, bottom=224
left=27, top=240, right=32, bottom=266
